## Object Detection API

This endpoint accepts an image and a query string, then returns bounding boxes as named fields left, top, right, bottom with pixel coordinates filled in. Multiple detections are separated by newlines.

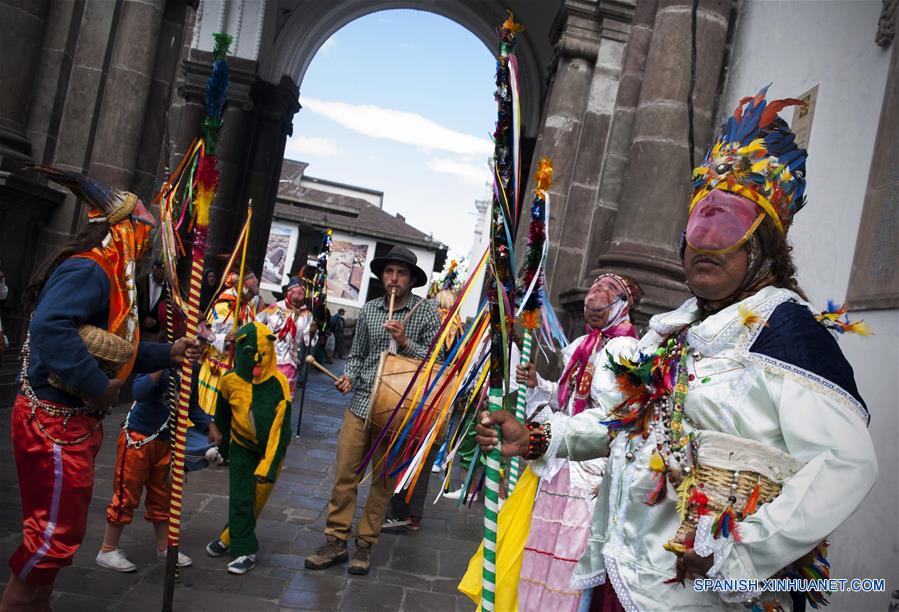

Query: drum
left=366, top=351, right=457, bottom=440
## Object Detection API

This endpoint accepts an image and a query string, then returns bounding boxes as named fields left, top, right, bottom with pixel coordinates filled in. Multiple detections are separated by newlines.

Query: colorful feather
left=816, top=301, right=873, bottom=336
left=738, top=303, right=767, bottom=328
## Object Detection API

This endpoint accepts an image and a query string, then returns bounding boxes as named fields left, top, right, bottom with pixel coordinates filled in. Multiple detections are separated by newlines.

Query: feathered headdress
left=691, top=86, right=808, bottom=233
left=32, top=166, right=139, bottom=224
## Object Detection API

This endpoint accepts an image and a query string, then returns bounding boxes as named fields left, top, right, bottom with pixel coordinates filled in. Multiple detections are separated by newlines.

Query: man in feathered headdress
left=3, top=168, right=200, bottom=610
left=479, top=87, right=877, bottom=610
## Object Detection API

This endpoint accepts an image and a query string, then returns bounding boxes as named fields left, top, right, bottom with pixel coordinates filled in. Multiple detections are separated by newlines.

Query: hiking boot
left=206, top=539, right=229, bottom=557
left=96, top=548, right=137, bottom=573
left=348, top=540, right=372, bottom=575
left=304, top=537, right=348, bottom=570
left=227, top=554, right=257, bottom=575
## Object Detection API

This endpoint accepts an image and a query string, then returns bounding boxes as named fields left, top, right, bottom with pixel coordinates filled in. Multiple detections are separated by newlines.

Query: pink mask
left=686, top=190, right=764, bottom=254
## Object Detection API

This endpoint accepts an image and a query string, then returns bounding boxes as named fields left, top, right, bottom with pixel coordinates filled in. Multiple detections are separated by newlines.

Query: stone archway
left=263, top=0, right=554, bottom=139
left=181, top=0, right=560, bottom=272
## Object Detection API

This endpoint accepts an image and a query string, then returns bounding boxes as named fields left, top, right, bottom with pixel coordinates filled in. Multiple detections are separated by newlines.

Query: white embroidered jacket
left=526, top=334, right=637, bottom=490
left=255, top=301, right=312, bottom=369
left=534, top=286, right=877, bottom=610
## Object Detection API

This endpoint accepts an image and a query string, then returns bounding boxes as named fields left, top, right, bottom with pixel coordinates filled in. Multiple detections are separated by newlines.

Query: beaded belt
left=19, top=337, right=106, bottom=446
left=122, top=402, right=168, bottom=449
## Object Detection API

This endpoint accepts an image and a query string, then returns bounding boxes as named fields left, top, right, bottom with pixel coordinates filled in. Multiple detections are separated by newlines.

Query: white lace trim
left=569, top=568, right=607, bottom=591
left=603, top=554, right=640, bottom=612
left=649, top=297, right=699, bottom=336
left=696, top=515, right=762, bottom=604
left=530, top=411, right=571, bottom=479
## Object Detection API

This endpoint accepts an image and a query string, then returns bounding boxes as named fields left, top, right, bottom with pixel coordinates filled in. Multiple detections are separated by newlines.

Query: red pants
left=7, top=395, right=103, bottom=585
left=106, top=430, right=171, bottom=525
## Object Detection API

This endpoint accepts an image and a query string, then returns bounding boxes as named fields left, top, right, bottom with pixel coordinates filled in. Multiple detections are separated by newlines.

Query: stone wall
left=0, top=0, right=193, bottom=403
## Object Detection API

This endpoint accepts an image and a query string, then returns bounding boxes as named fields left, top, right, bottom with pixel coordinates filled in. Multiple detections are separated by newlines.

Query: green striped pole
left=482, top=387, right=504, bottom=611
left=507, top=330, right=533, bottom=493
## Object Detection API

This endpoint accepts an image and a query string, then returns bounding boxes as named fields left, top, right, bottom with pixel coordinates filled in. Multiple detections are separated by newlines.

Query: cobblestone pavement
left=0, top=361, right=482, bottom=611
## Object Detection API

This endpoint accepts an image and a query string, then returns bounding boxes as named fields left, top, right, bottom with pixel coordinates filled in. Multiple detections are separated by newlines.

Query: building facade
left=269, top=158, right=447, bottom=318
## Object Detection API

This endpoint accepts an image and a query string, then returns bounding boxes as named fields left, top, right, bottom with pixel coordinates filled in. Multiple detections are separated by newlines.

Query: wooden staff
left=305, top=354, right=339, bottom=382
left=232, top=199, right=253, bottom=333
left=162, top=31, right=232, bottom=612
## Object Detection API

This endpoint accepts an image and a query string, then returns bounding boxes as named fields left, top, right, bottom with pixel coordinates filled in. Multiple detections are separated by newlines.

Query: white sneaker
left=157, top=548, right=193, bottom=567
left=227, top=554, right=257, bottom=575
left=442, top=487, right=464, bottom=501
left=431, top=463, right=442, bottom=474
left=96, top=548, right=137, bottom=573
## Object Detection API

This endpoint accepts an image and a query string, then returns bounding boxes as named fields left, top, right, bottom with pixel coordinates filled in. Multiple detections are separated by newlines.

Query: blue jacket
left=24, top=258, right=172, bottom=406
left=126, top=370, right=211, bottom=438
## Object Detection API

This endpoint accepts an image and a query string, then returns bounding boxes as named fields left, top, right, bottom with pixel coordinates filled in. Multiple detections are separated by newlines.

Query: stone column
left=524, top=0, right=604, bottom=303
left=559, top=0, right=658, bottom=332
left=0, top=0, right=50, bottom=166
left=29, top=0, right=124, bottom=257
left=88, top=0, right=166, bottom=189
left=131, top=0, right=193, bottom=200
left=241, top=76, right=301, bottom=273
left=553, top=1, right=634, bottom=289
left=592, top=0, right=732, bottom=317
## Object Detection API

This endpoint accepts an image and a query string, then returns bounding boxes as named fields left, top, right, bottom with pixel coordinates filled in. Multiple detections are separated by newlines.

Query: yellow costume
left=458, top=467, right=538, bottom=611
left=214, top=321, right=292, bottom=556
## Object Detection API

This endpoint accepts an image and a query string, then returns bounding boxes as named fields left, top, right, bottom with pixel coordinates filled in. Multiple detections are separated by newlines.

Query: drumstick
left=387, top=287, right=396, bottom=320
left=305, top=354, right=340, bottom=382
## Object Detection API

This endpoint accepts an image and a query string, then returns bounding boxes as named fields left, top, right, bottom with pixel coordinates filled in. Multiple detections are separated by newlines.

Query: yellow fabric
left=218, top=372, right=258, bottom=449
left=255, top=376, right=292, bottom=479
left=458, top=467, right=539, bottom=611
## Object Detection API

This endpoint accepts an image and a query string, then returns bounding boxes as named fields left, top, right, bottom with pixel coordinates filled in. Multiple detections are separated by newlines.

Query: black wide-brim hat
left=370, top=245, right=428, bottom=288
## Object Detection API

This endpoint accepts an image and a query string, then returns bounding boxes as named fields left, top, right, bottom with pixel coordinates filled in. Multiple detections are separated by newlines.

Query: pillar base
left=590, top=241, right=689, bottom=324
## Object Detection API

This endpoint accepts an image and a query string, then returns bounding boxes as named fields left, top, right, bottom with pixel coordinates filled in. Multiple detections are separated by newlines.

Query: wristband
left=524, top=421, right=551, bottom=460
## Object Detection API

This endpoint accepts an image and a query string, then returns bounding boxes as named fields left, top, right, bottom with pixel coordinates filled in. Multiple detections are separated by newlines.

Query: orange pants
left=106, top=430, right=171, bottom=525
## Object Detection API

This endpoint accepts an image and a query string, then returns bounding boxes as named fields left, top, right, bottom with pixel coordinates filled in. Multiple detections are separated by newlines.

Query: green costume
left=214, top=321, right=292, bottom=556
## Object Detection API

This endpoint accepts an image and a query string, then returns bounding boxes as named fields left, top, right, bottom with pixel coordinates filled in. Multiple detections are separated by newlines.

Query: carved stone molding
left=177, top=50, right=257, bottom=112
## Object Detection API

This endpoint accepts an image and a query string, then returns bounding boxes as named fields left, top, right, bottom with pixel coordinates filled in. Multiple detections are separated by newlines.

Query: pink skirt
left=518, top=462, right=595, bottom=612
left=278, top=364, right=298, bottom=398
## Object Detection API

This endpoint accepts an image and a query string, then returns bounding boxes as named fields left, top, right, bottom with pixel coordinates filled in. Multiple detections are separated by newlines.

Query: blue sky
left=286, top=9, right=497, bottom=259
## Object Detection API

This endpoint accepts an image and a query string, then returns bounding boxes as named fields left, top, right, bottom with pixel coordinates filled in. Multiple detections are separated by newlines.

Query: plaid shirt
left=345, top=293, right=442, bottom=419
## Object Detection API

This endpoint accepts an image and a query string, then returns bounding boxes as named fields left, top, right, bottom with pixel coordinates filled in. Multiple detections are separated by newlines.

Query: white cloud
left=300, top=97, right=493, bottom=157
left=317, top=36, right=337, bottom=58
left=427, top=157, right=491, bottom=187
left=284, top=136, right=340, bottom=158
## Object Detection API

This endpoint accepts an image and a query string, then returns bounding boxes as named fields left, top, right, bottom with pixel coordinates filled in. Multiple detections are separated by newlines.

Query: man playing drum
left=305, top=245, right=441, bottom=576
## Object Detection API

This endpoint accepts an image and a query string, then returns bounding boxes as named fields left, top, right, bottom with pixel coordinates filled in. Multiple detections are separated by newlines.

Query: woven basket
left=49, top=324, right=135, bottom=394
left=663, top=431, right=804, bottom=554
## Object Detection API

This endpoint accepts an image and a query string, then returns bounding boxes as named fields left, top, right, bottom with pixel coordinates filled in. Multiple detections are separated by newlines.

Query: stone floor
left=0, top=361, right=482, bottom=611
